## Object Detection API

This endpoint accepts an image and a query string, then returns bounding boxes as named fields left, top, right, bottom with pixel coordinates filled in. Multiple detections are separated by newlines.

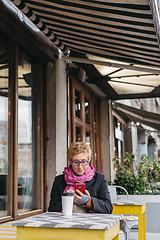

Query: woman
left=48, top=142, right=113, bottom=214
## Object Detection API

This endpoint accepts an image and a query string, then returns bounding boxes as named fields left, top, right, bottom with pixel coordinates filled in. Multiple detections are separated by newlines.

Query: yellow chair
left=108, top=185, right=138, bottom=240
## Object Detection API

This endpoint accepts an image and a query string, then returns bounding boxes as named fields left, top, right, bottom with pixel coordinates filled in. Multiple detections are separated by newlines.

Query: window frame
left=0, top=38, right=44, bottom=223
left=69, top=77, right=101, bottom=171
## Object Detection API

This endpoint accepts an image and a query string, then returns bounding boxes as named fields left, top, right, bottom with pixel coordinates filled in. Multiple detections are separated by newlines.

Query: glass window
left=85, top=96, right=90, bottom=124
left=76, top=126, right=82, bottom=142
left=0, top=36, right=9, bottom=218
left=17, top=50, right=41, bottom=214
left=0, top=28, right=43, bottom=221
left=86, top=130, right=90, bottom=144
left=75, top=89, right=81, bottom=119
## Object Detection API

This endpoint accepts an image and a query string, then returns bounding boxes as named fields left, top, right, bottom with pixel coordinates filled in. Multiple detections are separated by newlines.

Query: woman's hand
left=75, top=189, right=93, bottom=209
left=83, top=190, right=92, bottom=209
left=66, top=188, right=84, bottom=202
left=66, top=189, right=75, bottom=194
left=66, top=189, right=92, bottom=209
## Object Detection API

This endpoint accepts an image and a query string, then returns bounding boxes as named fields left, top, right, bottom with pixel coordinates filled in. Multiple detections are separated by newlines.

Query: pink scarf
left=63, top=163, right=95, bottom=193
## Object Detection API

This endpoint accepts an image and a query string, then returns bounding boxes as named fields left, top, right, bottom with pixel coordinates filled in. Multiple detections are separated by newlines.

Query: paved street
left=130, top=231, right=160, bottom=240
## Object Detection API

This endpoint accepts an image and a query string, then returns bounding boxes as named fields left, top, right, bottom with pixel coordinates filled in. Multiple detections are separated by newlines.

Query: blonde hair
left=67, top=142, right=91, bottom=162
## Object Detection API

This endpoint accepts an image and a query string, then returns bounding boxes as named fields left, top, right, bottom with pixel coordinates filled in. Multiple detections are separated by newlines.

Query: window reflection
left=86, top=131, right=90, bottom=144
left=75, top=89, right=81, bottom=119
left=0, top=36, right=9, bottom=217
left=18, top=50, right=41, bottom=214
left=76, top=126, right=81, bottom=142
left=85, top=97, right=90, bottom=124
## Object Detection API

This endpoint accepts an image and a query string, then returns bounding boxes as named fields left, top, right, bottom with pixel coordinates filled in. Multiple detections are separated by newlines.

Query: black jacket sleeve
left=48, top=175, right=66, bottom=212
left=89, top=173, right=113, bottom=214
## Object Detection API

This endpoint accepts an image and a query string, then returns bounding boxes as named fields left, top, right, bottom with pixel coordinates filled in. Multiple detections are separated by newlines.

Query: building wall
left=100, top=99, right=110, bottom=180
left=46, top=58, right=68, bottom=209
left=131, top=98, right=160, bottom=161
left=109, top=101, right=116, bottom=181
left=114, top=98, right=160, bottom=164
left=46, top=61, right=57, bottom=209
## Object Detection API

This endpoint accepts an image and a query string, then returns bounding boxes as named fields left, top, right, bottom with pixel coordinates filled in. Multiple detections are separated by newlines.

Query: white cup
left=62, top=192, right=74, bottom=216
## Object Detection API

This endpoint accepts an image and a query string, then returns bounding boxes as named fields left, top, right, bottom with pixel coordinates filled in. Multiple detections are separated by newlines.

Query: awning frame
left=112, top=102, right=160, bottom=130
left=63, top=56, right=160, bottom=74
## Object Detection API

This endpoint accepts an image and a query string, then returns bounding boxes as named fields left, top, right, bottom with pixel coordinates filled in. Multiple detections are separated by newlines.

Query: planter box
left=118, top=194, right=160, bottom=233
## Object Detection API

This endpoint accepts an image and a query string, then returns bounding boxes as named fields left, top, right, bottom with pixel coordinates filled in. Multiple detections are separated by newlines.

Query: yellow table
left=13, top=212, right=122, bottom=240
left=112, top=200, right=146, bottom=240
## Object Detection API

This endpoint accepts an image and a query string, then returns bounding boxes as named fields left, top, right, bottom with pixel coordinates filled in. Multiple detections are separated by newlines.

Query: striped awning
left=10, top=0, right=160, bottom=99
left=112, top=102, right=160, bottom=130
left=11, top=0, right=160, bottom=68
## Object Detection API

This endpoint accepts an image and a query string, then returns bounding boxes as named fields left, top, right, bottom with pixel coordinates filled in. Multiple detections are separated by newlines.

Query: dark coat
left=48, top=172, right=113, bottom=214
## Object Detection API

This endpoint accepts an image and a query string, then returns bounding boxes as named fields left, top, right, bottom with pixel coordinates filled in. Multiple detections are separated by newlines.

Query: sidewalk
left=130, top=231, right=160, bottom=240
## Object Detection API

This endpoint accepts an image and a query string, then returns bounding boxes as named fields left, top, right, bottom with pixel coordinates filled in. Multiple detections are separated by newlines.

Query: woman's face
left=70, top=152, right=89, bottom=176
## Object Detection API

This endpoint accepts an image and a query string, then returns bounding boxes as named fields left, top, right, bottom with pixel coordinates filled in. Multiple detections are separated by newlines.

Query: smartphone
left=75, top=183, right=86, bottom=194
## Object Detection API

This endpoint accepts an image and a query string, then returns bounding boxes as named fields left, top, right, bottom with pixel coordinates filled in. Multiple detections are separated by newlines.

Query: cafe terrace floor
left=130, top=231, right=160, bottom=240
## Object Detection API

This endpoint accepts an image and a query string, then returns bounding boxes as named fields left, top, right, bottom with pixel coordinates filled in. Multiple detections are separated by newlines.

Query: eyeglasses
left=71, top=160, right=89, bottom=166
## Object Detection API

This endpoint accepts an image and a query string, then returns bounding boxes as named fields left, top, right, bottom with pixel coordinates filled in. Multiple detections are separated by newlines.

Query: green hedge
left=112, top=152, right=160, bottom=195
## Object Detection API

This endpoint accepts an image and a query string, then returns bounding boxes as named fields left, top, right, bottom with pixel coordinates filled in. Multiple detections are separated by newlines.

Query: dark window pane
left=76, top=126, right=81, bottom=142
left=75, top=89, right=81, bottom=119
left=85, top=97, right=90, bottom=124
left=86, top=131, right=90, bottom=144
